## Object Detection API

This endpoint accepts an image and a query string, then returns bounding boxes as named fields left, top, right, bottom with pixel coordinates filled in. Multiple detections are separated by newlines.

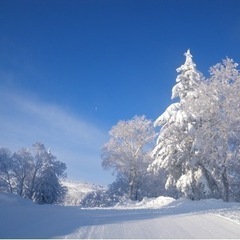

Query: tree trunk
left=129, top=181, right=133, bottom=200
left=222, top=167, right=229, bottom=202
left=199, top=163, right=220, bottom=198
left=6, top=172, right=13, bottom=193
left=128, top=174, right=139, bottom=201
left=28, top=168, right=38, bottom=199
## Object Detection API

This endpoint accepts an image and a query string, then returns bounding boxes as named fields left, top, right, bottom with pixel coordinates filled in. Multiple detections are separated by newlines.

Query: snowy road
left=1, top=193, right=240, bottom=239
left=63, top=210, right=240, bottom=239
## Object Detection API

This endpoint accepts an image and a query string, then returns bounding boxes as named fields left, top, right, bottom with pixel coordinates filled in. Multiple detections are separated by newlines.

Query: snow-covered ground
left=1, top=192, right=240, bottom=239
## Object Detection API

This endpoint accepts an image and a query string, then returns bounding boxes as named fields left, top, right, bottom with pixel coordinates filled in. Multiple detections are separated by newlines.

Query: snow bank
left=0, top=192, right=240, bottom=239
left=111, top=196, right=240, bottom=218
left=0, top=192, right=34, bottom=206
left=114, top=196, right=175, bottom=209
left=213, top=209, right=240, bottom=225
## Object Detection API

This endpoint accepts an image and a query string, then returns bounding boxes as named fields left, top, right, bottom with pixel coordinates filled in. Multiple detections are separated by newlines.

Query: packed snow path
left=1, top=193, right=240, bottom=239
left=70, top=212, right=240, bottom=239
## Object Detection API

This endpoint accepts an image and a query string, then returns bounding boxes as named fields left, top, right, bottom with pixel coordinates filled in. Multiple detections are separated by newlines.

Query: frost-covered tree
left=29, top=143, right=67, bottom=204
left=192, top=58, right=240, bottom=201
left=149, top=50, right=207, bottom=199
left=0, top=143, right=67, bottom=204
left=106, top=169, right=167, bottom=203
left=101, top=116, right=156, bottom=201
left=211, top=58, right=240, bottom=201
left=0, top=148, right=14, bottom=193
left=11, top=148, right=33, bottom=197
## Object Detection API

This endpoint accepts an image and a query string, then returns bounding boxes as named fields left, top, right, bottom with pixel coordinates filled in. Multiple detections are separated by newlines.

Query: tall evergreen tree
left=149, top=50, right=207, bottom=199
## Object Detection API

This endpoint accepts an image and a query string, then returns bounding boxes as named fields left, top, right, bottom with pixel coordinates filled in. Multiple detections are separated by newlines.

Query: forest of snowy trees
left=101, top=116, right=166, bottom=202
left=1, top=50, right=240, bottom=206
left=149, top=50, right=240, bottom=202
left=0, top=142, right=66, bottom=204
left=103, top=50, right=240, bottom=203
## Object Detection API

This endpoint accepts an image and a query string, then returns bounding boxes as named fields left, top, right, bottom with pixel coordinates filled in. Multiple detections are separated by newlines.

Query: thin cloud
left=0, top=88, right=113, bottom=184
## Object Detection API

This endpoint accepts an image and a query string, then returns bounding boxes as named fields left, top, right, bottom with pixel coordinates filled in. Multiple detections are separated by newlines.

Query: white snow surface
left=1, top=192, right=240, bottom=239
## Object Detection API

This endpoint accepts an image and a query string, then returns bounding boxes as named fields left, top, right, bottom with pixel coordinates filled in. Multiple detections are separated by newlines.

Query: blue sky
left=1, top=0, right=240, bottom=185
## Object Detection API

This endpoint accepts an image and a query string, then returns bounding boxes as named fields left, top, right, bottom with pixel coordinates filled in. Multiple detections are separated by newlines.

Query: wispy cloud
left=0, top=88, right=113, bottom=185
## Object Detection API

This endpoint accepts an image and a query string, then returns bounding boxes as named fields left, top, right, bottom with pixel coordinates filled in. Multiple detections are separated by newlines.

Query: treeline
left=0, top=142, right=66, bottom=204
left=102, top=50, right=240, bottom=203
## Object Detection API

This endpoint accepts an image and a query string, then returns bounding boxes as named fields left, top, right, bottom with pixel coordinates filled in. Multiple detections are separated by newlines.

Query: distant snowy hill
left=61, top=179, right=106, bottom=206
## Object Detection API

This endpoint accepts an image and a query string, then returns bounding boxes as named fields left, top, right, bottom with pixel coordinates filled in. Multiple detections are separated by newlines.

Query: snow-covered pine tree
left=172, top=49, right=201, bottom=101
left=149, top=50, right=209, bottom=199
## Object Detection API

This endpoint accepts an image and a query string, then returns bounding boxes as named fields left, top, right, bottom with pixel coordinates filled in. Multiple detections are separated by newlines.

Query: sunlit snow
left=1, top=192, right=240, bottom=239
